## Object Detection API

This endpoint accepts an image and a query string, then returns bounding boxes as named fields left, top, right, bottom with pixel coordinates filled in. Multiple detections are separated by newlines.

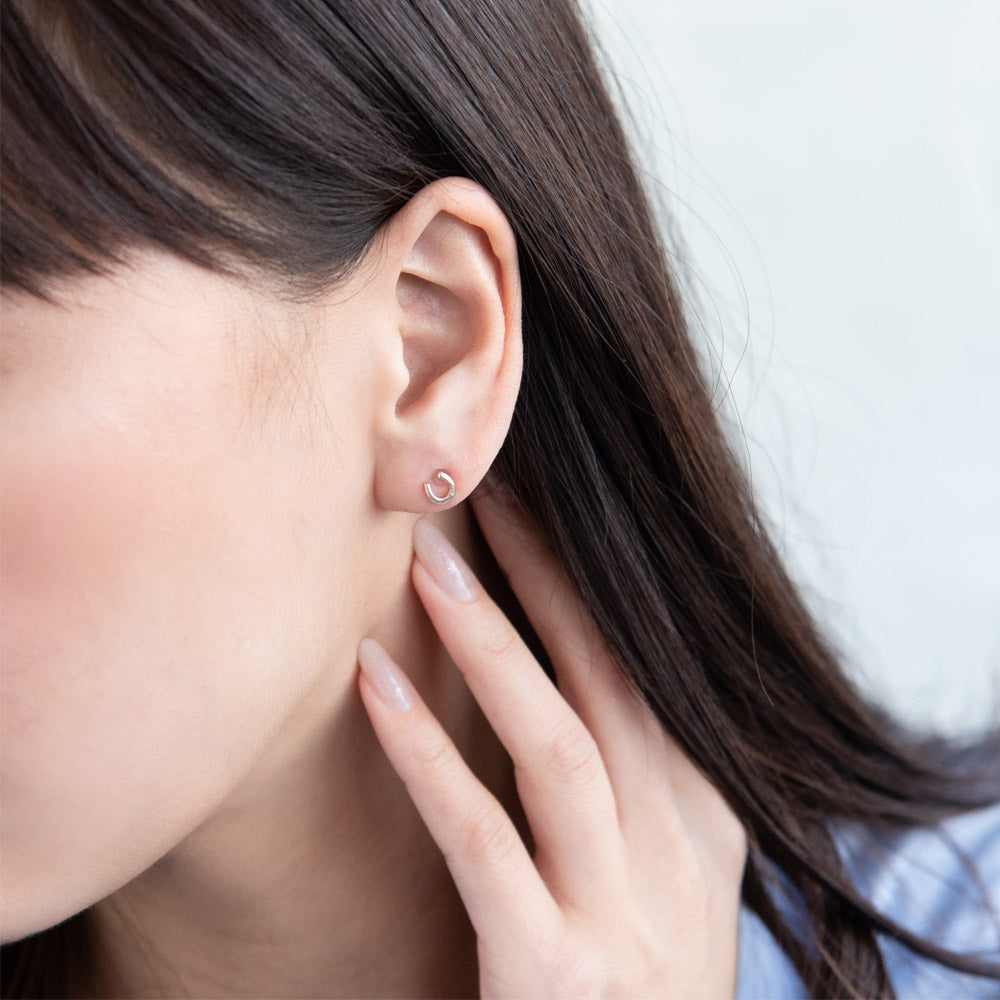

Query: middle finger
left=471, top=492, right=683, bottom=816
left=411, top=517, right=627, bottom=903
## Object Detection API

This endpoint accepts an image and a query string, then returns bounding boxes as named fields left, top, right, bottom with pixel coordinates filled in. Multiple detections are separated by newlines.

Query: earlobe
left=372, top=178, right=522, bottom=514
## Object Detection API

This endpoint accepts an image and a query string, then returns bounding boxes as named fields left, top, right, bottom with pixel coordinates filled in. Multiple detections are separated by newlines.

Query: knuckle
left=719, top=808, right=749, bottom=866
left=543, top=719, right=603, bottom=786
left=410, top=729, right=458, bottom=776
left=478, top=620, right=519, bottom=660
left=700, top=790, right=749, bottom=877
left=462, top=802, right=519, bottom=866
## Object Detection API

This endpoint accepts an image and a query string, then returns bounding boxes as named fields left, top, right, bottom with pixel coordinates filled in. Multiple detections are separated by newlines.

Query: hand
left=358, top=493, right=747, bottom=998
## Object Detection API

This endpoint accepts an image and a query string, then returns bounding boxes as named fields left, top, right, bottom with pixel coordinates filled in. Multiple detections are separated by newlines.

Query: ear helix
left=423, top=470, right=456, bottom=506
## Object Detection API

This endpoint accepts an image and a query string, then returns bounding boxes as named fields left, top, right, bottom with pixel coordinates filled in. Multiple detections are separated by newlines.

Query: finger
left=357, top=638, right=560, bottom=947
left=470, top=491, right=676, bottom=810
left=411, top=518, right=627, bottom=902
left=473, top=492, right=746, bottom=870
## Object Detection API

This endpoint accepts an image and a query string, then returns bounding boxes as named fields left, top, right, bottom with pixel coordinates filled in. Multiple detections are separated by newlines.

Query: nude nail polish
left=412, top=518, right=478, bottom=603
left=358, top=638, right=413, bottom=711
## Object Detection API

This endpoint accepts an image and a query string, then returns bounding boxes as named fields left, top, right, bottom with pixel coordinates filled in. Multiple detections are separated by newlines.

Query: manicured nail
left=358, top=638, right=413, bottom=711
left=412, top=518, right=478, bottom=602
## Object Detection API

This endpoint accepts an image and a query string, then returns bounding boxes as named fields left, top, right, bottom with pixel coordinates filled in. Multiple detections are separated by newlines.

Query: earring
left=423, top=470, right=456, bottom=505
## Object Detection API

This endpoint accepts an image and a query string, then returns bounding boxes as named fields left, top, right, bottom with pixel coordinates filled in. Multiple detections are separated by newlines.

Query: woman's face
left=0, top=252, right=406, bottom=940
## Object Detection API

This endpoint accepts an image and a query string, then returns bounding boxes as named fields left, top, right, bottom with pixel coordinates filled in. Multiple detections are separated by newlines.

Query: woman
left=1, top=1, right=997, bottom=997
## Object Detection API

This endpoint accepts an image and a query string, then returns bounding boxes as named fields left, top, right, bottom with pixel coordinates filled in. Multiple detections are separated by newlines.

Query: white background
left=588, top=0, right=1000, bottom=733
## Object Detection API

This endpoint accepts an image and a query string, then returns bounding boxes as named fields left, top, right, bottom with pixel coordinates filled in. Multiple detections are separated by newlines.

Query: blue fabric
left=736, top=802, right=1000, bottom=998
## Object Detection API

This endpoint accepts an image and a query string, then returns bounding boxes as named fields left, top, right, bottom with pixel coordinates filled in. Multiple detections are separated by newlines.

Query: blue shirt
left=737, top=802, right=1000, bottom=998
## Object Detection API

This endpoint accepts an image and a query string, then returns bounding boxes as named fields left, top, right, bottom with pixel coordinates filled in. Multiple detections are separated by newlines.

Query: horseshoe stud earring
left=423, top=470, right=456, bottom=505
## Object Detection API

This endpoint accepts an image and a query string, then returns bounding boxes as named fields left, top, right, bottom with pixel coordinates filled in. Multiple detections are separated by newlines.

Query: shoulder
left=842, top=801, right=1000, bottom=998
left=736, top=802, right=1000, bottom=999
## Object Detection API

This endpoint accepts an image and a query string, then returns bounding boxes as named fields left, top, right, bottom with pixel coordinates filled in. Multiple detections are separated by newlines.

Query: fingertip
left=412, top=518, right=480, bottom=602
left=357, top=638, right=414, bottom=712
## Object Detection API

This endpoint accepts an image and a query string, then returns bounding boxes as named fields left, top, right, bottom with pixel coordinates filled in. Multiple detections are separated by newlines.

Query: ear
left=371, top=177, right=522, bottom=513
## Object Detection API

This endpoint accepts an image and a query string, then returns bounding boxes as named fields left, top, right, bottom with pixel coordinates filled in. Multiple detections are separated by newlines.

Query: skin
left=362, top=503, right=748, bottom=997
left=0, top=178, right=745, bottom=997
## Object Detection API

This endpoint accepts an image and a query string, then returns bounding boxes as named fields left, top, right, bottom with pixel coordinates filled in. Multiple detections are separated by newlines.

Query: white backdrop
left=588, top=0, right=1000, bottom=733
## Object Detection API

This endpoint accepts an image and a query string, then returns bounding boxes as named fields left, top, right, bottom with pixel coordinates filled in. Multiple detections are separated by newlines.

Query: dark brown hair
left=2, top=1, right=998, bottom=996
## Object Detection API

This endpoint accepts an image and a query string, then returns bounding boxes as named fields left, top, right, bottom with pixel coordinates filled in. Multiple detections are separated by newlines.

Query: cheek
left=0, top=366, right=347, bottom=940
left=2, top=426, right=233, bottom=737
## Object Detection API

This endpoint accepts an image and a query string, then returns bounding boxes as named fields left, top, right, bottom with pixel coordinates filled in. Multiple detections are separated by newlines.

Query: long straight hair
left=2, top=2, right=998, bottom=996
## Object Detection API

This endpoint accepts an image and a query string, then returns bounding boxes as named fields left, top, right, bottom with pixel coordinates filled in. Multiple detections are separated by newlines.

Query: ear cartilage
left=423, top=470, right=456, bottom=505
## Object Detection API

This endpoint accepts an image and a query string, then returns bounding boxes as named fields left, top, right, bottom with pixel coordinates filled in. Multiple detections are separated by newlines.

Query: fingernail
left=358, top=638, right=413, bottom=711
left=412, top=518, right=478, bottom=603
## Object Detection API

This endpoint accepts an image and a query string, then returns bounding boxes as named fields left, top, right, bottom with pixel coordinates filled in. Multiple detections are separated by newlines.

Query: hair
left=2, top=1, right=998, bottom=996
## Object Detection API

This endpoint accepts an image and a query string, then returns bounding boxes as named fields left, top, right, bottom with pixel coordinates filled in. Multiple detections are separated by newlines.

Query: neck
left=84, top=508, right=517, bottom=998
